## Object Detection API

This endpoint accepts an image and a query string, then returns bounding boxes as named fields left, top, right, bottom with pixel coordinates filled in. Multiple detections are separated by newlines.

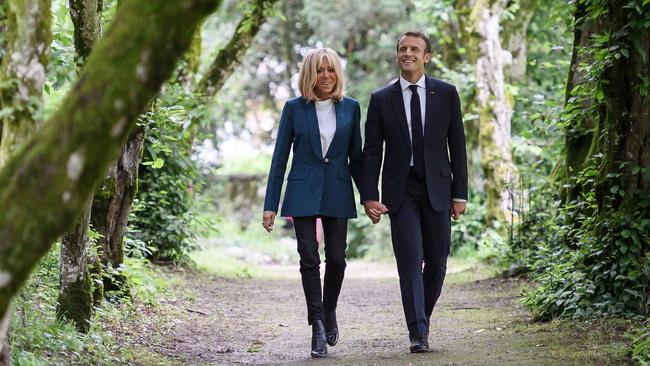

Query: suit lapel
left=306, top=101, right=324, bottom=159
left=390, top=80, right=412, bottom=149
left=424, top=76, right=439, bottom=140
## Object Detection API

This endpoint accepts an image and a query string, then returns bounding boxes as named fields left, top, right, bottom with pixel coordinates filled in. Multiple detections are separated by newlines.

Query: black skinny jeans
left=293, top=216, right=348, bottom=325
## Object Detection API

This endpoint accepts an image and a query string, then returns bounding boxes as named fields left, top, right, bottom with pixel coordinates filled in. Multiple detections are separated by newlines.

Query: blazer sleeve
left=263, top=102, right=294, bottom=212
left=448, top=87, right=468, bottom=200
left=361, top=93, right=383, bottom=203
left=348, top=101, right=363, bottom=196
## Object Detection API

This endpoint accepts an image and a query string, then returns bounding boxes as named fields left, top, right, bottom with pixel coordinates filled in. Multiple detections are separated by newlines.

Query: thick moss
left=56, top=274, right=93, bottom=333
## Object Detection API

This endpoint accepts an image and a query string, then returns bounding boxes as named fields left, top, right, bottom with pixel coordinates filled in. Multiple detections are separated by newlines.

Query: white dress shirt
left=315, top=98, right=336, bottom=158
left=400, top=75, right=427, bottom=165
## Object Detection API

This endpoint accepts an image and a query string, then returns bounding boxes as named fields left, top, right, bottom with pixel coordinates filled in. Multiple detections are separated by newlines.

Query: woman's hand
left=262, top=211, right=277, bottom=232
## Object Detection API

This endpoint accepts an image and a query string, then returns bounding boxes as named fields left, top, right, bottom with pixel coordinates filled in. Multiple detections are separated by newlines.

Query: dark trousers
left=293, top=216, right=348, bottom=325
left=389, top=171, right=451, bottom=338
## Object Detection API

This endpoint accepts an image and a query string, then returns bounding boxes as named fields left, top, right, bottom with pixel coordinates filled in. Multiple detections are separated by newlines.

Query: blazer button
left=324, top=158, right=330, bottom=163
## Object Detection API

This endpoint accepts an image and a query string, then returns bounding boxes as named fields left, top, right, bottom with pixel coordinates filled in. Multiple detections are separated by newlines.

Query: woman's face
left=314, top=57, right=337, bottom=99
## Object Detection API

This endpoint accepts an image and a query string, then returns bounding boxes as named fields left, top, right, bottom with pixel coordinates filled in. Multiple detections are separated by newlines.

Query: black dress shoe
left=311, top=319, right=327, bottom=358
left=323, top=310, right=339, bottom=346
left=409, top=335, right=429, bottom=353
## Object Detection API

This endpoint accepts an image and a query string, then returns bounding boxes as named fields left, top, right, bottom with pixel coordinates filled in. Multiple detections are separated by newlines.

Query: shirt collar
left=400, top=74, right=426, bottom=92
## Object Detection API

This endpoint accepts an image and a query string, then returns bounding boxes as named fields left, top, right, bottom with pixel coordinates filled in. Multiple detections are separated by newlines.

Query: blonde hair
left=298, top=48, right=345, bottom=102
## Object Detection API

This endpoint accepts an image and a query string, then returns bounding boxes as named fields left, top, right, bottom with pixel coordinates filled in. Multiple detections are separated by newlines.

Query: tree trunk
left=58, top=0, right=103, bottom=330
left=561, top=2, right=601, bottom=201
left=502, top=0, right=537, bottom=82
left=0, top=0, right=51, bottom=169
left=92, top=125, right=144, bottom=294
left=198, top=0, right=279, bottom=96
left=0, top=0, right=50, bottom=359
left=69, top=0, right=103, bottom=61
left=57, top=199, right=93, bottom=333
left=595, top=1, right=649, bottom=211
left=0, top=308, right=9, bottom=366
left=473, top=0, right=516, bottom=224
left=0, top=0, right=219, bottom=329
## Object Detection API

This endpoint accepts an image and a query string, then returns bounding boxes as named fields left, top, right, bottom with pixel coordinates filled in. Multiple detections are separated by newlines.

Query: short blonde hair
left=298, top=48, right=345, bottom=102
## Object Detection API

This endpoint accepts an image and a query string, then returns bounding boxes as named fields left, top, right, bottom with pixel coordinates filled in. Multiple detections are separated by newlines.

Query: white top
left=315, top=98, right=337, bottom=158
left=400, top=75, right=427, bottom=166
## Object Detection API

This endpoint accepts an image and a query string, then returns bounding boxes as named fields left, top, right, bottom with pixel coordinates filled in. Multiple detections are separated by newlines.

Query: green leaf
left=152, top=158, right=165, bottom=169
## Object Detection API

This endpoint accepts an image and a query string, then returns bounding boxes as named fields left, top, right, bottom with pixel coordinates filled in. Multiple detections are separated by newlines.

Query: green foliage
left=128, top=92, right=203, bottom=264
left=630, top=319, right=650, bottom=365
left=9, top=243, right=173, bottom=365
left=9, top=246, right=125, bottom=365
left=515, top=160, right=650, bottom=320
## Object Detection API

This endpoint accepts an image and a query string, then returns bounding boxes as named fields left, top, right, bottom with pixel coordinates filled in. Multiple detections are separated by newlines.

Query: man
left=361, top=31, right=468, bottom=353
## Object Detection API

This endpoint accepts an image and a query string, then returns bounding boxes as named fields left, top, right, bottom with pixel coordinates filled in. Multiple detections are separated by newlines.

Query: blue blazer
left=264, top=96, right=363, bottom=218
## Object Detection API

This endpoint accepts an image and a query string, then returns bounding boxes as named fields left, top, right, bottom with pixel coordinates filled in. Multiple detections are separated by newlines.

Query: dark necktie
left=409, top=84, right=425, bottom=178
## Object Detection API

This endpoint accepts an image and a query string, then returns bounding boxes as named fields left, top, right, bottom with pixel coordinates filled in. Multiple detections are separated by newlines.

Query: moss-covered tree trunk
left=57, top=0, right=103, bottom=331
left=561, top=2, right=600, bottom=201
left=92, top=125, right=144, bottom=294
left=473, top=0, right=517, bottom=224
left=0, top=0, right=50, bottom=361
left=0, top=310, right=8, bottom=366
left=0, top=0, right=51, bottom=168
left=0, top=0, right=219, bottom=339
left=57, top=199, right=93, bottom=332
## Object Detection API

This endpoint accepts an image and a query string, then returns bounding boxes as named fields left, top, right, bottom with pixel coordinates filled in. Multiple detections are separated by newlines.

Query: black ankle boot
left=310, top=319, right=327, bottom=358
left=323, top=310, right=339, bottom=346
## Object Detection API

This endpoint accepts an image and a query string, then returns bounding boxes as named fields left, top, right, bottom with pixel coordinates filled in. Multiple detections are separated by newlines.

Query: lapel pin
left=430, top=91, right=435, bottom=95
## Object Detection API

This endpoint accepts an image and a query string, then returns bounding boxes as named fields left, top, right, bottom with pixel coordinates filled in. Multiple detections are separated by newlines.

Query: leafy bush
left=514, top=168, right=650, bottom=320
left=630, top=319, right=650, bottom=365
left=128, top=103, right=202, bottom=264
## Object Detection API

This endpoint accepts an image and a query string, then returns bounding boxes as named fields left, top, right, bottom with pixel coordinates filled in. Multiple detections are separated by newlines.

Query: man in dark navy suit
left=361, top=31, right=468, bottom=353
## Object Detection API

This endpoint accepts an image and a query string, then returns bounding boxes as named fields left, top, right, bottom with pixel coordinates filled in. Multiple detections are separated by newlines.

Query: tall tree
left=472, top=0, right=517, bottom=224
left=0, top=0, right=219, bottom=362
left=57, top=0, right=104, bottom=332
left=0, top=0, right=50, bottom=362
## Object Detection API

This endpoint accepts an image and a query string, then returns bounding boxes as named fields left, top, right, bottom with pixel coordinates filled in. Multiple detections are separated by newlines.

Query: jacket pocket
left=440, top=167, right=452, bottom=177
left=338, top=169, right=351, bottom=182
left=288, top=168, right=310, bottom=180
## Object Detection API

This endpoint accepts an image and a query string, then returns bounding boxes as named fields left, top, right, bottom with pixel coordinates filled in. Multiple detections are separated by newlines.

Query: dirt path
left=121, top=261, right=630, bottom=365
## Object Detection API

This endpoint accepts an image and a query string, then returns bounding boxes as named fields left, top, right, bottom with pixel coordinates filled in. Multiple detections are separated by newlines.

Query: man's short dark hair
left=396, top=31, right=432, bottom=54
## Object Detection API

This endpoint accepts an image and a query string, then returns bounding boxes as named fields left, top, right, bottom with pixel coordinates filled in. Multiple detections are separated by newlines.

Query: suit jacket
left=264, top=96, right=363, bottom=218
left=361, top=76, right=468, bottom=212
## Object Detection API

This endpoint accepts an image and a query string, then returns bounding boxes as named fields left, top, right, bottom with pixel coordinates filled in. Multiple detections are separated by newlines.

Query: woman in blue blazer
left=262, top=48, right=362, bottom=358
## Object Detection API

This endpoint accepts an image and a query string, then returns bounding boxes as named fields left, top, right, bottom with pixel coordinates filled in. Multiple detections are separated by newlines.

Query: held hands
left=363, top=201, right=388, bottom=224
left=450, top=201, right=466, bottom=220
left=262, top=211, right=276, bottom=232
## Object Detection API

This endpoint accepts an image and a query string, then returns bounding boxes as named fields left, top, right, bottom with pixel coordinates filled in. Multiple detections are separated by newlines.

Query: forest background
left=0, top=0, right=647, bottom=364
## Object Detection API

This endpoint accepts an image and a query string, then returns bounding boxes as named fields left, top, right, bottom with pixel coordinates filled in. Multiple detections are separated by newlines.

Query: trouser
left=389, top=171, right=451, bottom=338
left=293, top=215, right=348, bottom=325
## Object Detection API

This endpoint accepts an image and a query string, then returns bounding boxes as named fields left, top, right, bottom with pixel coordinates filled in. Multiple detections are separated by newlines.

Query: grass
left=7, top=245, right=176, bottom=365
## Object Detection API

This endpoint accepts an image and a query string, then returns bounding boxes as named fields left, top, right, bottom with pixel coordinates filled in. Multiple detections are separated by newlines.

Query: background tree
left=57, top=0, right=103, bottom=332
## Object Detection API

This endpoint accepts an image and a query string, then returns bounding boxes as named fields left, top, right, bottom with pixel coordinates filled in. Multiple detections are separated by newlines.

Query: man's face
left=396, top=36, right=431, bottom=75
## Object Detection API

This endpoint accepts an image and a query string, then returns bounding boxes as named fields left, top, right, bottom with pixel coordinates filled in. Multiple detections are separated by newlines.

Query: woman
left=262, top=48, right=362, bottom=358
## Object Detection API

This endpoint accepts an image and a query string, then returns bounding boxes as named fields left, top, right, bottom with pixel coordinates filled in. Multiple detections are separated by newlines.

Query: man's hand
left=262, top=211, right=276, bottom=232
left=450, top=201, right=466, bottom=220
left=363, top=200, right=388, bottom=224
